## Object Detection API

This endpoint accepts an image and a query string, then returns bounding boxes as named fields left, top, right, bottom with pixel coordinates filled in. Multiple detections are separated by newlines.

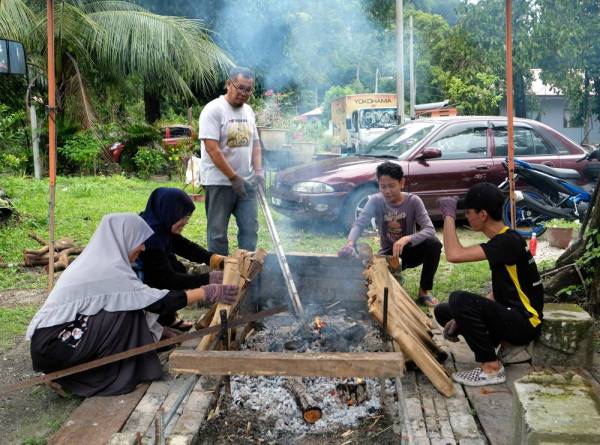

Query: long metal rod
left=256, top=185, right=307, bottom=326
left=0, top=305, right=286, bottom=395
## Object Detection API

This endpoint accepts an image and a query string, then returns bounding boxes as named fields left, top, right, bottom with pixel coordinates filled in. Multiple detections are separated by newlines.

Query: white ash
left=229, top=309, right=390, bottom=439
left=229, top=375, right=394, bottom=440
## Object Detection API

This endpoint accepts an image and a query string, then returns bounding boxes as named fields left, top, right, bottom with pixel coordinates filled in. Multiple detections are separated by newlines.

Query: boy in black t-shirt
left=436, top=183, right=543, bottom=386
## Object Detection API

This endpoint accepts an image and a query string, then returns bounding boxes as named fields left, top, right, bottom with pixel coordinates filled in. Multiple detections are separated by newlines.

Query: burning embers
left=313, top=315, right=326, bottom=331
left=335, top=378, right=368, bottom=406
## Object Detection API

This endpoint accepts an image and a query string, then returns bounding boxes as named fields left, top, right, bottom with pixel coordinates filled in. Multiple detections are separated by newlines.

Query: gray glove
left=202, top=284, right=238, bottom=305
left=438, top=196, right=459, bottom=219
left=337, top=245, right=357, bottom=258
left=209, top=270, right=223, bottom=284
left=230, top=175, right=248, bottom=198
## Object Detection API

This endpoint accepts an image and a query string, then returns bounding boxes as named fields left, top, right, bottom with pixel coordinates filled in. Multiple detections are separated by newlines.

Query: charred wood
left=282, top=377, right=322, bottom=424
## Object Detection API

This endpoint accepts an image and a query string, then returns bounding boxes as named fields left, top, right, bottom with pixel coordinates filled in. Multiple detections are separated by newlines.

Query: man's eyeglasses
left=230, top=80, right=254, bottom=95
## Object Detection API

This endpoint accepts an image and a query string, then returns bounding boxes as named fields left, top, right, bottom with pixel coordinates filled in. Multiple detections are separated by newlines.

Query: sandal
left=170, top=318, right=194, bottom=332
left=417, top=295, right=438, bottom=307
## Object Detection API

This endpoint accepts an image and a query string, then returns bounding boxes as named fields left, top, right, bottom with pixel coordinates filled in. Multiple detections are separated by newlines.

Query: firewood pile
left=23, top=232, right=83, bottom=271
left=364, top=256, right=455, bottom=397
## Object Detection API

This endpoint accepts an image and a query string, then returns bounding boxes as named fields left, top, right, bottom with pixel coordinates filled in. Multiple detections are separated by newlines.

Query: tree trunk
left=514, top=71, right=527, bottom=118
left=143, top=85, right=161, bottom=124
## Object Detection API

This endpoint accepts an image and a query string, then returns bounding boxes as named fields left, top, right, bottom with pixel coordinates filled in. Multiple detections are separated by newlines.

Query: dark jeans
left=434, top=291, right=538, bottom=363
left=382, top=237, right=442, bottom=291
left=204, top=183, right=258, bottom=255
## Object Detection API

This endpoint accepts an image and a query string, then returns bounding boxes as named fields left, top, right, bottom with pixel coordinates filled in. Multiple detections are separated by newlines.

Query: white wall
left=501, top=96, right=600, bottom=145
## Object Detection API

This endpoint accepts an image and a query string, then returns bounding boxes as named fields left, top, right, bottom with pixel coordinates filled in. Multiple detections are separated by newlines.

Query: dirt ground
left=0, top=288, right=82, bottom=444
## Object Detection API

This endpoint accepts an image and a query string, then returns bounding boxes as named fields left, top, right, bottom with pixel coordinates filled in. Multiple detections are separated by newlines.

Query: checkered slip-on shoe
left=452, top=366, right=506, bottom=387
left=498, top=343, right=531, bottom=365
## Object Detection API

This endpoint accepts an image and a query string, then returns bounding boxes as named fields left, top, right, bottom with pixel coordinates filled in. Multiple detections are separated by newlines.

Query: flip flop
left=170, top=318, right=194, bottom=332
left=417, top=295, right=438, bottom=307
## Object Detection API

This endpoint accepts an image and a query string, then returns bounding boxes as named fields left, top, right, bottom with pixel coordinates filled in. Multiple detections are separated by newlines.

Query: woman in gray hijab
left=26, top=213, right=237, bottom=397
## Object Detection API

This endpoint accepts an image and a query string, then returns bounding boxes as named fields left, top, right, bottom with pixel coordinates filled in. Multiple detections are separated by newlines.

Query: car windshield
left=359, top=108, right=397, bottom=129
left=360, top=122, right=437, bottom=158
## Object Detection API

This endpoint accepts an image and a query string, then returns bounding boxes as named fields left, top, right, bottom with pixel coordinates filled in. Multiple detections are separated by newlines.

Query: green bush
left=133, top=147, right=167, bottom=178
left=0, top=104, right=29, bottom=174
left=58, top=131, right=102, bottom=174
left=545, top=218, right=581, bottom=229
left=119, top=123, right=162, bottom=172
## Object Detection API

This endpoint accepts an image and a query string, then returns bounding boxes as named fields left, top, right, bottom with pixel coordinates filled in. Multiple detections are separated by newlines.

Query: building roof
left=530, top=69, right=562, bottom=96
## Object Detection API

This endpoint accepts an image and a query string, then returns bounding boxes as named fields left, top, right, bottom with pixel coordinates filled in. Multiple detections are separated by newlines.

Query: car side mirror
left=419, top=147, right=442, bottom=160
left=346, top=118, right=352, bottom=130
left=0, top=39, right=26, bottom=75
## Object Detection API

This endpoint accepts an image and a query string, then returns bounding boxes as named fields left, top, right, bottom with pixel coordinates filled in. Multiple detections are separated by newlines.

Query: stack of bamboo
left=194, top=248, right=268, bottom=351
left=364, top=256, right=454, bottom=397
left=23, top=232, right=83, bottom=271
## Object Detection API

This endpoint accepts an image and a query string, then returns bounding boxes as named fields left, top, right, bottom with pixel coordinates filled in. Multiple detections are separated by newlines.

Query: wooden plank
left=417, top=372, right=442, bottom=442
left=447, top=339, right=514, bottom=445
left=167, top=376, right=219, bottom=444
left=48, top=383, right=148, bottom=445
left=401, top=371, right=430, bottom=445
left=418, top=372, right=456, bottom=444
left=170, top=351, right=404, bottom=378
left=119, top=380, right=171, bottom=434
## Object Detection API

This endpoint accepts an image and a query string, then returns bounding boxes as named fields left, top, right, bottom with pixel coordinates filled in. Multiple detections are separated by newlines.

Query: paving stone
left=532, top=303, right=594, bottom=369
left=512, top=371, right=600, bottom=445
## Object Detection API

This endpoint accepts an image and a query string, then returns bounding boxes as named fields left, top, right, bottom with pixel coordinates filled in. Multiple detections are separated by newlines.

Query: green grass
left=0, top=305, right=38, bottom=353
left=0, top=175, right=496, bottom=303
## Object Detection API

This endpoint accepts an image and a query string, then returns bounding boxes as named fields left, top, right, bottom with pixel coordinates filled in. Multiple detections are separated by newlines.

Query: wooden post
left=46, top=0, right=57, bottom=292
left=505, top=0, right=516, bottom=228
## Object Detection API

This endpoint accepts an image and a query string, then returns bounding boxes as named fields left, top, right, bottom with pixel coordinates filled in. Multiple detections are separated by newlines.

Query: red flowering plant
left=254, top=90, right=294, bottom=128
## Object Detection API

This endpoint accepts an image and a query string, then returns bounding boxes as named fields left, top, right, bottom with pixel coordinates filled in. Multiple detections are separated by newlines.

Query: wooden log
left=282, top=377, right=322, bottom=424
left=24, top=252, right=58, bottom=266
left=170, top=351, right=405, bottom=378
left=46, top=246, right=84, bottom=271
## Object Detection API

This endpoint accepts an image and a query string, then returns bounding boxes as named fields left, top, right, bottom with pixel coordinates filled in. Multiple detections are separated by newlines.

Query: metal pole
left=375, top=67, right=379, bottom=94
left=256, top=185, right=308, bottom=328
left=505, top=0, right=516, bottom=228
left=409, top=15, right=416, bottom=120
left=47, top=0, right=57, bottom=291
left=29, top=104, right=41, bottom=179
left=396, top=0, right=405, bottom=124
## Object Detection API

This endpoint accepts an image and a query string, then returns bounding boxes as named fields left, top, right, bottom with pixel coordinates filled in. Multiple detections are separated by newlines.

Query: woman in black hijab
left=139, top=188, right=225, bottom=331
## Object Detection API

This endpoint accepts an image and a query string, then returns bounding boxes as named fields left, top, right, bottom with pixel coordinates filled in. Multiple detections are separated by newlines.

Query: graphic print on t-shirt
left=226, top=119, right=251, bottom=148
left=383, top=210, right=407, bottom=243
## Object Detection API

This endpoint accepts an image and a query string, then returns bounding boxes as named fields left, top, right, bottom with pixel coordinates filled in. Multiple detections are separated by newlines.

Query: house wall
left=501, top=96, right=600, bottom=145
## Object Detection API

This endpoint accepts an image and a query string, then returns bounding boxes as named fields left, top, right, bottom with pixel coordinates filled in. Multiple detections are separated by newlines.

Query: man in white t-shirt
left=199, top=67, right=264, bottom=255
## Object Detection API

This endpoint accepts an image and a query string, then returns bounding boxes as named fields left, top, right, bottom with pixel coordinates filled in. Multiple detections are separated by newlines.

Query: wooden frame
left=170, top=351, right=404, bottom=378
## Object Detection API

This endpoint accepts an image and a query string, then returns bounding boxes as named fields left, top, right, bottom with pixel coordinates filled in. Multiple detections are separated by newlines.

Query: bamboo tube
left=196, top=258, right=241, bottom=351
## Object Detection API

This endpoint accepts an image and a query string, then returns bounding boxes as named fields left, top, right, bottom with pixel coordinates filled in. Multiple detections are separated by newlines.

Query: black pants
left=433, top=291, right=538, bottom=363
left=383, top=237, right=442, bottom=291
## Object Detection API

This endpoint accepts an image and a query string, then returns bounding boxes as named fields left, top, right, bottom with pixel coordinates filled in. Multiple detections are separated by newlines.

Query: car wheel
left=340, top=184, right=378, bottom=232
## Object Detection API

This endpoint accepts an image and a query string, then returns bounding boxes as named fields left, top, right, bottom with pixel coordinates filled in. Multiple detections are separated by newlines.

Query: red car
left=160, top=124, right=195, bottom=148
left=270, top=116, right=594, bottom=231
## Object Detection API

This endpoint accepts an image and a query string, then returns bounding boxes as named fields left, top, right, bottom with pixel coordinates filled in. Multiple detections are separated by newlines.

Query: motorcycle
left=498, top=149, right=600, bottom=238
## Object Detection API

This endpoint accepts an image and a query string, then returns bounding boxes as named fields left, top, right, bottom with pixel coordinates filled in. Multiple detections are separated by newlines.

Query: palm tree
left=0, top=0, right=232, bottom=123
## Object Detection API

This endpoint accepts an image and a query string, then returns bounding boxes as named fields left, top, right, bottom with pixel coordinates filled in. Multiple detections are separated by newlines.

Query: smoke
left=204, top=0, right=382, bottom=95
